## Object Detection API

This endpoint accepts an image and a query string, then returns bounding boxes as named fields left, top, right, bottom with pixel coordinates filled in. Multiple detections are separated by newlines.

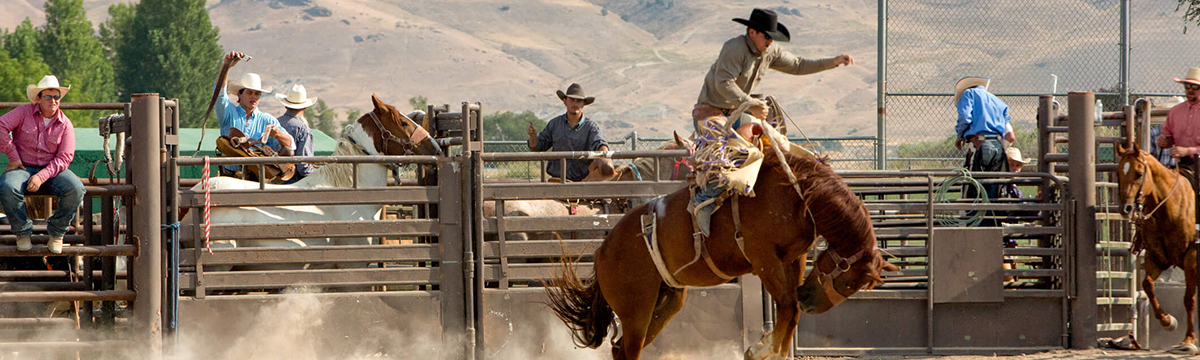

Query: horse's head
left=343, top=94, right=443, bottom=156
left=1115, top=143, right=1158, bottom=218
left=797, top=246, right=898, bottom=314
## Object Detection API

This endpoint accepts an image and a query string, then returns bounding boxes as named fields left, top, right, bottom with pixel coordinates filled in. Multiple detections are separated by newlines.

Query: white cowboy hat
left=25, top=75, right=71, bottom=103
left=227, top=73, right=273, bottom=96
left=953, top=76, right=990, bottom=103
left=275, top=84, right=318, bottom=109
left=1174, top=68, right=1200, bottom=87
left=1006, top=146, right=1028, bottom=166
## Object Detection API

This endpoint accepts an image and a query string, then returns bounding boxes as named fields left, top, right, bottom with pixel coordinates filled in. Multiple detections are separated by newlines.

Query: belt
left=969, top=134, right=1002, bottom=140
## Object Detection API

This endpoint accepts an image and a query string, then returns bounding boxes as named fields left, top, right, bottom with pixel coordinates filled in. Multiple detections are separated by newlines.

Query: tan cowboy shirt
left=697, top=35, right=839, bottom=110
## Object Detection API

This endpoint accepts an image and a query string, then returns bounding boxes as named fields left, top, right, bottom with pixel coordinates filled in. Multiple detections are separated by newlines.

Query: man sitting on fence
left=0, top=75, right=87, bottom=254
left=525, top=83, right=610, bottom=182
left=212, top=51, right=295, bottom=181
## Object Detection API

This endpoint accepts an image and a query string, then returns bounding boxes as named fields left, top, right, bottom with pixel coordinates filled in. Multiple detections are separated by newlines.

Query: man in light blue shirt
left=953, top=76, right=1010, bottom=204
left=214, top=51, right=295, bottom=175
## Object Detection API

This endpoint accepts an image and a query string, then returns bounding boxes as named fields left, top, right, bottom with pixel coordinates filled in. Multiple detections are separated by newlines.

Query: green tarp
left=0, top=128, right=338, bottom=180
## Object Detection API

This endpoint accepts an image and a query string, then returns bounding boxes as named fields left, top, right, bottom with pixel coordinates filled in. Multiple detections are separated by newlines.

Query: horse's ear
left=1116, top=142, right=1127, bottom=155
left=1131, top=142, right=1141, bottom=154
left=673, top=131, right=688, bottom=149
left=371, top=94, right=385, bottom=111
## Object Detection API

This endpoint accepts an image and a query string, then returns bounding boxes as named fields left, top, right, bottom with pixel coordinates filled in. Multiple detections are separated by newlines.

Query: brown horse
left=546, top=147, right=896, bottom=360
left=1116, top=143, right=1198, bottom=354
left=581, top=134, right=693, bottom=183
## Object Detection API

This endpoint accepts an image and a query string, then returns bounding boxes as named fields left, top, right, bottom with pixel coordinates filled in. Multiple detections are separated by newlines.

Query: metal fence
left=480, top=133, right=879, bottom=179
left=881, top=0, right=1200, bottom=168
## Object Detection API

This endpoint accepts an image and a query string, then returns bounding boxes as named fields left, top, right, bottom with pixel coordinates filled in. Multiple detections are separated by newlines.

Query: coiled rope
left=934, top=168, right=990, bottom=227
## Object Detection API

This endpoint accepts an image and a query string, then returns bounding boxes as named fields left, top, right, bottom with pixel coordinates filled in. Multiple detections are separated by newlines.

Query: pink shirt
left=0, top=103, right=76, bottom=181
left=1162, top=101, right=1200, bottom=150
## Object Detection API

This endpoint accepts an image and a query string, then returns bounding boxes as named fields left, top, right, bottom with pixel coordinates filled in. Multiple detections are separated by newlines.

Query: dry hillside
left=3, top=0, right=880, bottom=138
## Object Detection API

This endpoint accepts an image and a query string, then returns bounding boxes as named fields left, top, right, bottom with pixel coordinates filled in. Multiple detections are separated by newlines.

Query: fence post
left=131, top=93, right=163, bottom=359
left=1067, top=91, right=1097, bottom=349
left=437, top=158, right=468, bottom=360
left=629, top=131, right=638, bottom=151
left=876, top=0, right=888, bottom=170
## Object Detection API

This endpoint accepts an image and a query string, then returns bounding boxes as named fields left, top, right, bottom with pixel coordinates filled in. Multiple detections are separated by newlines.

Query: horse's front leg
left=1143, top=262, right=1178, bottom=331
left=745, top=255, right=804, bottom=360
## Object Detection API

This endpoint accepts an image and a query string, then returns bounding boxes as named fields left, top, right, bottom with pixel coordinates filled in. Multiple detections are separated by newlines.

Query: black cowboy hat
left=556, top=83, right=595, bottom=106
left=733, top=8, right=791, bottom=43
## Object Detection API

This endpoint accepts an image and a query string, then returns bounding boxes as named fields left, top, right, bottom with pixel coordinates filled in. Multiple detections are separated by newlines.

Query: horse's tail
left=544, top=253, right=613, bottom=349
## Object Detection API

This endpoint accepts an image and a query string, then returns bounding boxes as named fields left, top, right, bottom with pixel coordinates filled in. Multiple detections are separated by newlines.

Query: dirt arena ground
left=799, top=349, right=1193, bottom=359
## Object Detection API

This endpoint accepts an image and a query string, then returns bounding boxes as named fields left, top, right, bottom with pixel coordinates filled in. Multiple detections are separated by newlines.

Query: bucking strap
left=642, top=197, right=685, bottom=288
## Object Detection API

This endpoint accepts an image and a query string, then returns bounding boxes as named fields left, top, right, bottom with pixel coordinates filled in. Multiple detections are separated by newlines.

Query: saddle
left=215, top=127, right=296, bottom=183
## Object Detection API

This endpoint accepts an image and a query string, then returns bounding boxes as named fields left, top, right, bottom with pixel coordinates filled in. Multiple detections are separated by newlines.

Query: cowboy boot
left=47, top=236, right=63, bottom=254
left=15, top=234, right=31, bottom=251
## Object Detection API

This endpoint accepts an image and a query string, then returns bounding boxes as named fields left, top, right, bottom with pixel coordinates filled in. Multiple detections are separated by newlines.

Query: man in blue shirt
left=954, top=76, right=1010, bottom=201
left=525, top=83, right=610, bottom=182
left=214, top=51, right=295, bottom=177
left=275, top=84, right=318, bottom=183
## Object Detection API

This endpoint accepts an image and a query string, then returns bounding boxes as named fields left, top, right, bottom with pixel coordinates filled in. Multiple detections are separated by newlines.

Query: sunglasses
left=1186, top=84, right=1200, bottom=91
left=40, top=94, right=61, bottom=101
left=763, top=32, right=771, bottom=41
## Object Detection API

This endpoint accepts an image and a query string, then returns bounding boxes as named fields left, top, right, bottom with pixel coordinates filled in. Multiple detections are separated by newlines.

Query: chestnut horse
left=1116, top=143, right=1198, bottom=354
left=546, top=147, right=896, bottom=360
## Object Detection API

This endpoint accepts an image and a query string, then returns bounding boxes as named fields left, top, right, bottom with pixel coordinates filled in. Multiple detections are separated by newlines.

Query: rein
left=1134, top=158, right=1183, bottom=224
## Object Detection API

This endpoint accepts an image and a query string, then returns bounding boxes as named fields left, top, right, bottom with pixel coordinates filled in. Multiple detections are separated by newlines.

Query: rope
left=202, top=156, right=213, bottom=254
left=934, top=168, right=990, bottom=227
left=766, top=95, right=821, bottom=151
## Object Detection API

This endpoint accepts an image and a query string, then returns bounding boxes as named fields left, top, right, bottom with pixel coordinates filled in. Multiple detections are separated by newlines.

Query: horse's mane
left=301, top=139, right=370, bottom=188
left=761, top=148, right=874, bottom=253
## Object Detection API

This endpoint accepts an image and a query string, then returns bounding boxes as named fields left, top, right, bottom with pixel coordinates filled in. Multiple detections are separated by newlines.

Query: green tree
left=483, top=110, right=544, bottom=141
left=41, top=0, right=115, bottom=127
left=346, top=109, right=362, bottom=125
left=0, top=19, right=53, bottom=103
left=309, top=99, right=338, bottom=137
left=110, top=0, right=222, bottom=127
left=408, top=95, right=427, bottom=111
left=99, top=3, right=134, bottom=64
left=1179, top=1, right=1200, bottom=27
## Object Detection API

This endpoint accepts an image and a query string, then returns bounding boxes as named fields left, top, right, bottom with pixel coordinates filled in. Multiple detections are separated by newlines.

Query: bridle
left=367, top=110, right=431, bottom=156
left=1130, top=157, right=1182, bottom=224
left=813, top=246, right=869, bottom=305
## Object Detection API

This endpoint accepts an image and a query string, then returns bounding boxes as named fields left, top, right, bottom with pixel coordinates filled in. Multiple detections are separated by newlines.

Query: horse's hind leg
left=1183, top=252, right=1199, bottom=349
left=599, top=259, right=666, bottom=360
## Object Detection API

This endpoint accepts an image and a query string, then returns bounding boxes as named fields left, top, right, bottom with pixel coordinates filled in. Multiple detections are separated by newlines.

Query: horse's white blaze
left=1123, top=161, right=1130, bottom=175
left=344, top=122, right=381, bottom=156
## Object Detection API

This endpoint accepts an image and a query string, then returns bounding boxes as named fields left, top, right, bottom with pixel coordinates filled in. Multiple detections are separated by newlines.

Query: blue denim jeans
left=0, top=166, right=86, bottom=238
left=693, top=181, right=725, bottom=212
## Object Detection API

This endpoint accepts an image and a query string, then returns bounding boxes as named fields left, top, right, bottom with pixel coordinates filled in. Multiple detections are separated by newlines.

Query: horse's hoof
left=1169, top=342, right=1198, bottom=355
left=1165, top=314, right=1179, bottom=332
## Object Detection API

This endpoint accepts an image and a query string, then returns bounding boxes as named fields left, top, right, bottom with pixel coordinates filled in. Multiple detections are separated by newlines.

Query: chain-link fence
left=884, top=0, right=1200, bottom=168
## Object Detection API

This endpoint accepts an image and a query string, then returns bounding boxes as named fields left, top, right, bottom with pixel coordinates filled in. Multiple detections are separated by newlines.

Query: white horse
left=185, top=95, right=441, bottom=271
